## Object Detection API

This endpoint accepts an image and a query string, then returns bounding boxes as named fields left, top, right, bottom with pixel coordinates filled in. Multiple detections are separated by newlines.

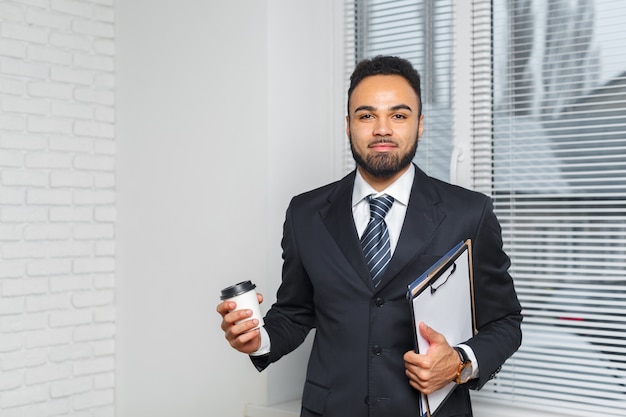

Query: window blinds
left=347, top=0, right=626, bottom=415
left=347, top=0, right=454, bottom=182
left=471, top=1, right=626, bottom=415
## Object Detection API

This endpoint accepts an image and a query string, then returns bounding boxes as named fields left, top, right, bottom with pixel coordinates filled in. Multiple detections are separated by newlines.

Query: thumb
left=419, top=322, right=446, bottom=345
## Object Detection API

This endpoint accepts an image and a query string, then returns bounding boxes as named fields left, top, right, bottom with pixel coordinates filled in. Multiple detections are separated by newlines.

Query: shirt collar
left=352, top=163, right=415, bottom=207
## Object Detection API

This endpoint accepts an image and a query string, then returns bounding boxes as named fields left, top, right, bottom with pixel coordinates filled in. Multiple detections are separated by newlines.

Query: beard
left=350, top=134, right=418, bottom=179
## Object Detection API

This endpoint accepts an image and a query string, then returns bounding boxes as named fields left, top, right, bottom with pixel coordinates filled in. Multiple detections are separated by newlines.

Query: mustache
left=368, top=137, right=397, bottom=146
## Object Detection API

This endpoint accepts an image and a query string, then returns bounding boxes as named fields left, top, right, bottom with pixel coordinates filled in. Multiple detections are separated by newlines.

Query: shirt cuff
left=250, top=326, right=271, bottom=356
left=457, top=343, right=480, bottom=379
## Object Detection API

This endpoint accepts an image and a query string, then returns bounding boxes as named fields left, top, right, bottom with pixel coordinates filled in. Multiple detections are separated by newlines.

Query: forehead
left=349, top=75, right=419, bottom=111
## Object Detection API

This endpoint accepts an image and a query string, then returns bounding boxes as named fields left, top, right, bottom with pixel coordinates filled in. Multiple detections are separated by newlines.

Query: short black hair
left=347, top=55, right=422, bottom=116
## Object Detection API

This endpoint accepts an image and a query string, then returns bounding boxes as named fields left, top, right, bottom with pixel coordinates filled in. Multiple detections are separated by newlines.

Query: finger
left=216, top=301, right=236, bottom=316
left=226, top=319, right=259, bottom=340
left=404, top=350, right=429, bottom=369
left=227, top=321, right=261, bottom=352
left=221, top=309, right=254, bottom=331
left=403, top=350, right=419, bottom=365
left=405, top=368, right=433, bottom=394
left=419, top=321, right=446, bottom=345
left=233, top=327, right=260, bottom=346
left=257, top=293, right=264, bottom=304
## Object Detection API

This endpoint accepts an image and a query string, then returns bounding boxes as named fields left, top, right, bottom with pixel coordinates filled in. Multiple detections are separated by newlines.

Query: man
left=217, top=55, right=522, bottom=417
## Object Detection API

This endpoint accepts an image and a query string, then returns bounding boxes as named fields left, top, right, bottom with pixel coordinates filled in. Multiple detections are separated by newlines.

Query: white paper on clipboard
left=407, top=239, right=476, bottom=417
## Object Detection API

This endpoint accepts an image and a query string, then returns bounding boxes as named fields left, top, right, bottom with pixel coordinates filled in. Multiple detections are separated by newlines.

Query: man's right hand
left=216, top=293, right=263, bottom=354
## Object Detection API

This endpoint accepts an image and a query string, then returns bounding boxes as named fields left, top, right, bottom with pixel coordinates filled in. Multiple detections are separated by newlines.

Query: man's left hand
left=403, top=321, right=460, bottom=394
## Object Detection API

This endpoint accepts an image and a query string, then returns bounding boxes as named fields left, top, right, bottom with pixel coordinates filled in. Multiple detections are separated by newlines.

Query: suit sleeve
left=465, top=198, right=523, bottom=389
left=250, top=201, right=316, bottom=372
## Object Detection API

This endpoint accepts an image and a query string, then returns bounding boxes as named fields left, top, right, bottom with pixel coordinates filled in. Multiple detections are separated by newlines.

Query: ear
left=417, top=114, right=424, bottom=141
left=345, top=115, right=351, bottom=137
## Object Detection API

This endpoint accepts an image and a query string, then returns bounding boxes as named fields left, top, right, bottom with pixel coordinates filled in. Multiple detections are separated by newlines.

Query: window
left=474, top=1, right=626, bottom=415
left=347, top=1, right=626, bottom=416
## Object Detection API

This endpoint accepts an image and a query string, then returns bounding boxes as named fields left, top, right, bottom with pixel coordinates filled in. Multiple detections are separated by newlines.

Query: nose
left=373, top=118, right=392, bottom=136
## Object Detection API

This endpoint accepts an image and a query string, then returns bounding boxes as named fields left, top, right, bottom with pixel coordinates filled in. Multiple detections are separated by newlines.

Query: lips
left=369, top=141, right=397, bottom=151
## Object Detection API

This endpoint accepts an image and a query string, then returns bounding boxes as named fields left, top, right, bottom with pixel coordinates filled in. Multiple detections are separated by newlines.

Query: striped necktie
left=360, top=194, right=394, bottom=287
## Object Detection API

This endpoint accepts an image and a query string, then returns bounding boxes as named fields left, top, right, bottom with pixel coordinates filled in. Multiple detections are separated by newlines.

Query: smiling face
left=346, top=74, right=424, bottom=191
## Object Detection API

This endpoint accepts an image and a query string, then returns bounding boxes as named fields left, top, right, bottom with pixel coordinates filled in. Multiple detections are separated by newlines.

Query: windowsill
left=471, top=398, right=574, bottom=417
left=244, top=400, right=300, bottom=417
left=244, top=398, right=574, bottom=417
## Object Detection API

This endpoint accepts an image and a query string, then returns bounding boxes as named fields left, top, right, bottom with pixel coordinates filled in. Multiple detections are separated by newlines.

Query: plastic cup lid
left=220, top=280, right=256, bottom=300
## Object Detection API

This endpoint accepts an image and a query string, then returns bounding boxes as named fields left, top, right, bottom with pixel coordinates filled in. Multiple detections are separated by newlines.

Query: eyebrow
left=354, top=104, right=413, bottom=113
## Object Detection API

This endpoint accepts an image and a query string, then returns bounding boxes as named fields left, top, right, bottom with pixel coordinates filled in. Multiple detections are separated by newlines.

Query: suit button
left=375, top=297, right=385, bottom=307
left=364, top=395, right=370, bottom=405
left=372, top=345, right=382, bottom=355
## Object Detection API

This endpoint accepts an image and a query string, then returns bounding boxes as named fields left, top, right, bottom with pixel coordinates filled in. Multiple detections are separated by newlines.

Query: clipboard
left=406, top=239, right=476, bottom=417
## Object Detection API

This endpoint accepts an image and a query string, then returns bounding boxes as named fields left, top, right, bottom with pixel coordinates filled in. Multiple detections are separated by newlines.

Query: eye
left=358, top=113, right=374, bottom=120
left=392, top=114, right=407, bottom=120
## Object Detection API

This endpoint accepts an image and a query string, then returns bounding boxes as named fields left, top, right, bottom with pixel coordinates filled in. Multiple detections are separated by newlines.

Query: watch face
left=460, top=365, right=473, bottom=380
left=458, top=361, right=474, bottom=383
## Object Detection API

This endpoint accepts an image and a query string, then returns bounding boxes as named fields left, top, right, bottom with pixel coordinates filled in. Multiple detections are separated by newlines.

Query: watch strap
left=454, top=346, right=470, bottom=363
left=453, top=346, right=472, bottom=384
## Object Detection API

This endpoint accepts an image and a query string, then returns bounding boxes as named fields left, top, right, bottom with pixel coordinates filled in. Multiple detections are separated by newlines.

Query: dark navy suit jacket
left=252, top=165, right=522, bottom=417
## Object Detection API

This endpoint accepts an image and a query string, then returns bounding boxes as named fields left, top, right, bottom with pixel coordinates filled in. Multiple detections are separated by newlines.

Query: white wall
left=264, top=0, right=344, bottom=407
left=0, top=1, right=116, bottom=415
left=116, top=1, right=339, bottom=416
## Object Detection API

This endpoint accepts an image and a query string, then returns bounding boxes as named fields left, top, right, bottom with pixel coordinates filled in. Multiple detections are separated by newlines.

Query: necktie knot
left=361, top=194, right=394, bottom=287
left=367, top=195, right=394, bottom=219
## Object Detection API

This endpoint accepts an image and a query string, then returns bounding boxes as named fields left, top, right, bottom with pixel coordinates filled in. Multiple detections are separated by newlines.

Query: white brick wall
left=0, top=0, right=115, bottom=416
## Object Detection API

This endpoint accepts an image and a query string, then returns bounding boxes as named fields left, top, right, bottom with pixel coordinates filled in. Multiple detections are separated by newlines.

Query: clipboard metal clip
left=430, top=262, right=456, bottom=294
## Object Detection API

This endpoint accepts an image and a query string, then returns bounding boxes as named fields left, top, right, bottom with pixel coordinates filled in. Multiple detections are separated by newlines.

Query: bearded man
left=217, top=55, right=522, bottom=417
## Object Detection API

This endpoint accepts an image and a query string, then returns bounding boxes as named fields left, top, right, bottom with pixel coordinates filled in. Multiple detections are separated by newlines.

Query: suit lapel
left=320, top=172, right=373, bottom=288
left=379, top=167, right=446, bottom=291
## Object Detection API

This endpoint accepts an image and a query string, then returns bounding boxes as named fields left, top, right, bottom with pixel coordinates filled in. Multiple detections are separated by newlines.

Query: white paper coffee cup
left=220, top=281, right=264, bottom=330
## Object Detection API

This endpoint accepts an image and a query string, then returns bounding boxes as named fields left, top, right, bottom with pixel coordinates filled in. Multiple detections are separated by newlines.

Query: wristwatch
left=453, top=346, right=473, bottom=384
